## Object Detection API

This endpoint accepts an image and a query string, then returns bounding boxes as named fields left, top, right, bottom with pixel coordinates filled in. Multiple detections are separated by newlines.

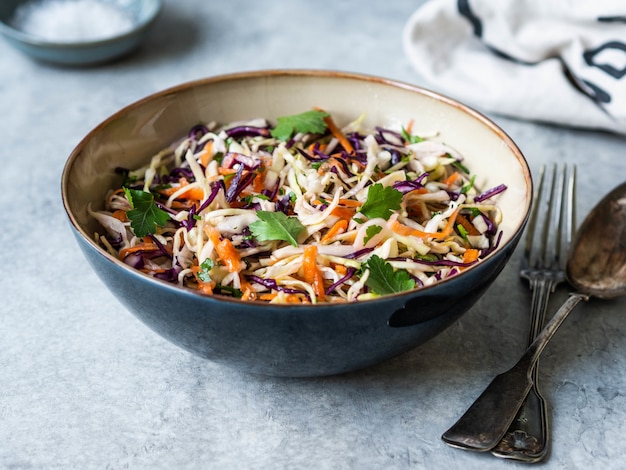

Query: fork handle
left=441, top=293, right=586, bottom=452
left=490, top=277, right=553, bottom=461
left=527, top=278, right=556, bottom=341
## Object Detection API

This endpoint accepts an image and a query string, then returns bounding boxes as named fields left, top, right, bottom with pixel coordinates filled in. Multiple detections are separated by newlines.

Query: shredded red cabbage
left=474, top=184, right=507, bottom=202
left=325, top=267, right=356, bottom=295
left=225, top=126, right=270, bottom=139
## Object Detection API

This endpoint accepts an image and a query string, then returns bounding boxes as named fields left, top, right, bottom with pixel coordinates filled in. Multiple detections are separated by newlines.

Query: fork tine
left=537, top=164, right=577, bottom=272
left=523, top=163, right=577, bottom=276
left=539, top=164, right=561, bottom=269
left=553, top=164, right=577, bottom=270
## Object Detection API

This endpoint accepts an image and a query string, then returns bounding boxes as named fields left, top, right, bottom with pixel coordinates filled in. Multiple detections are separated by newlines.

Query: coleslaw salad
left=90, top=109, right=506, bottom=304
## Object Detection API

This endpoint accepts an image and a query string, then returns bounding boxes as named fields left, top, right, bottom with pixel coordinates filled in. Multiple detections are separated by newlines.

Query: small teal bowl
left=0, top=0, right=162, bottom=65
left=62, top=70, right=533, bottom=377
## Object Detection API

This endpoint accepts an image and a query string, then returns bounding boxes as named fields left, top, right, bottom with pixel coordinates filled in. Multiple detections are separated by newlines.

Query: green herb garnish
left=461, top=175, right=476, bottom=194
left=242, top=194, right=270, bottom=205
left=215, top=285, right=243, bottom=298
left=213, top=152, right=224, bottom=164
left=249, top=211, right=306, bottom=247
left=466, top=207, right=482, bottom=217
left=358, top=183, right=403, bottom=220
left=270, top=110, right=329, bottom=141
left=456, top=224, right=469, bottom=242
left=123, top=187, right=170, bottom=237
left=364, top=225, right=383, bottom=244
left=362, top=255, right=415, bottom=295
left=452, top=160, right=470, bottom=174
left=197, top=259, right=214, bottom=282
left=415, top=253, right=439, bottom=262
left=401, top=126, right=423, bottom=144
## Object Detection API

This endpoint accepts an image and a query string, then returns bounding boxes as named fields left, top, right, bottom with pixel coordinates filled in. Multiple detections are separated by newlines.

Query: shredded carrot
left=170, top=200, right=194, bottom=210
left=253, top=171, right=265, bottom=193
left=181, top=187, right=205, bottom=201
left=406, top=187, right=429, bottom=195
left=159, top=183, right=205, bottom=201
left=463, top=248, right=480, bottom=264
left=218, top=167, right=238, bottom=176
left=337, top=198, right=362, bottom=207
left=259, top=292, right=305, bottom=303
left=112, top=209, right=128, bottom=222
left=314, top=107, right=355, bottom=155
left=444, top=171, right=460, bottom=187
left=119, top=242, right=158, bottom=260
left=330, top=206, right=355, bottom=220
left=456, top=213, right=480, bottom=236
left=441, top=208, right=460, bottom=237
left=333, top=264, right=347, bottom=275
left=321, top=219, right=348, bottom=244
left=259, top=293, right=278, bottom=301
left=405, top=119, right=414, bottom=135
left=285, top=294, right=308, bottom=303
left=204, top=226, right=242, bottom=273
left=239, top=278, right=257, bottom=301
left=307, top=142, right=327, bottom=154
left=198, top=283, right=215, bottom=295
left=390, top=209, right=460, bottom=240
left=302, top=245, right=325, bottom=301
left=199, top=140, right=214, bottom=168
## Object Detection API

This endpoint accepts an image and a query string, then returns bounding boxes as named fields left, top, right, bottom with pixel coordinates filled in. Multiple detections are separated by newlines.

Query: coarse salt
left=10, top=0, right=135, bottom=43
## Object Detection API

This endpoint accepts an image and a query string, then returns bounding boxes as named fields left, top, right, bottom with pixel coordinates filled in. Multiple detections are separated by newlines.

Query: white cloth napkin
left=403, top=0, right=626, bottom=134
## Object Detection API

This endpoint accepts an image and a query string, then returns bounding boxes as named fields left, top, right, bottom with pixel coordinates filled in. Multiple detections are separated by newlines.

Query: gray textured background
left=2, top=1, right=626, bottom=468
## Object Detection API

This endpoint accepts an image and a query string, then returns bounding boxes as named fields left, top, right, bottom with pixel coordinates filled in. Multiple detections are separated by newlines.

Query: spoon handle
left=442, top=293, right=587, bottom=451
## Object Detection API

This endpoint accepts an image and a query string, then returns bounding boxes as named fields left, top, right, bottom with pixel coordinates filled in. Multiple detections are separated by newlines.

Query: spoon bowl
left=567, top=182, right=626, bottom=299
left=441, top=180, right=626, bottom=453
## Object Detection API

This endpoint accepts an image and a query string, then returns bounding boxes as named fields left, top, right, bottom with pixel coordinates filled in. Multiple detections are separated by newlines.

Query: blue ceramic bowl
left=0, top=0, right=162, bottom=65
left=61, top=70, right=532, bottom=377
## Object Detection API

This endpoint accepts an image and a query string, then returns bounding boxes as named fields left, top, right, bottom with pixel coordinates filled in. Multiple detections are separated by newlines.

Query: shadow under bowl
left=0, top=0, right=162, bottom=65
left=62, top=70, right=532, bottom=377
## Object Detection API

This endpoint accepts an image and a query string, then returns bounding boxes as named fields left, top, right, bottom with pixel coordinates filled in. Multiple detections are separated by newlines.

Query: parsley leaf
left=364, top=225, right=382, bottom=244
left=270, top=110, right=329, bottom=141
left=401, top=126, right=423, bottom=144
left=123, top=187, right=170, bottom=237
left=362, top=255, right=415, bottom=295
left=358, top=183, right=403, bottom=220
left=197, top=259, right=214, bottom=282
left=249, top=210, right=306, bottom=247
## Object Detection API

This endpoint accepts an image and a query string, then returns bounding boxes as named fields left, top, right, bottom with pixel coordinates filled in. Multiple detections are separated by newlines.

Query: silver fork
left=490, top=163, right=576, bottom=462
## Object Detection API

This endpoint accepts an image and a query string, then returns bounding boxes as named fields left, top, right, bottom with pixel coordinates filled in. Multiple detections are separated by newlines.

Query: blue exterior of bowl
left=69, top=224, right=522, bottom=377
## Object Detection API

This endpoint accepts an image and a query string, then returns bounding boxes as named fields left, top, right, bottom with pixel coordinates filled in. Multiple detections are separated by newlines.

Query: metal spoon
left=441, top=181, right=626, bottom=454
